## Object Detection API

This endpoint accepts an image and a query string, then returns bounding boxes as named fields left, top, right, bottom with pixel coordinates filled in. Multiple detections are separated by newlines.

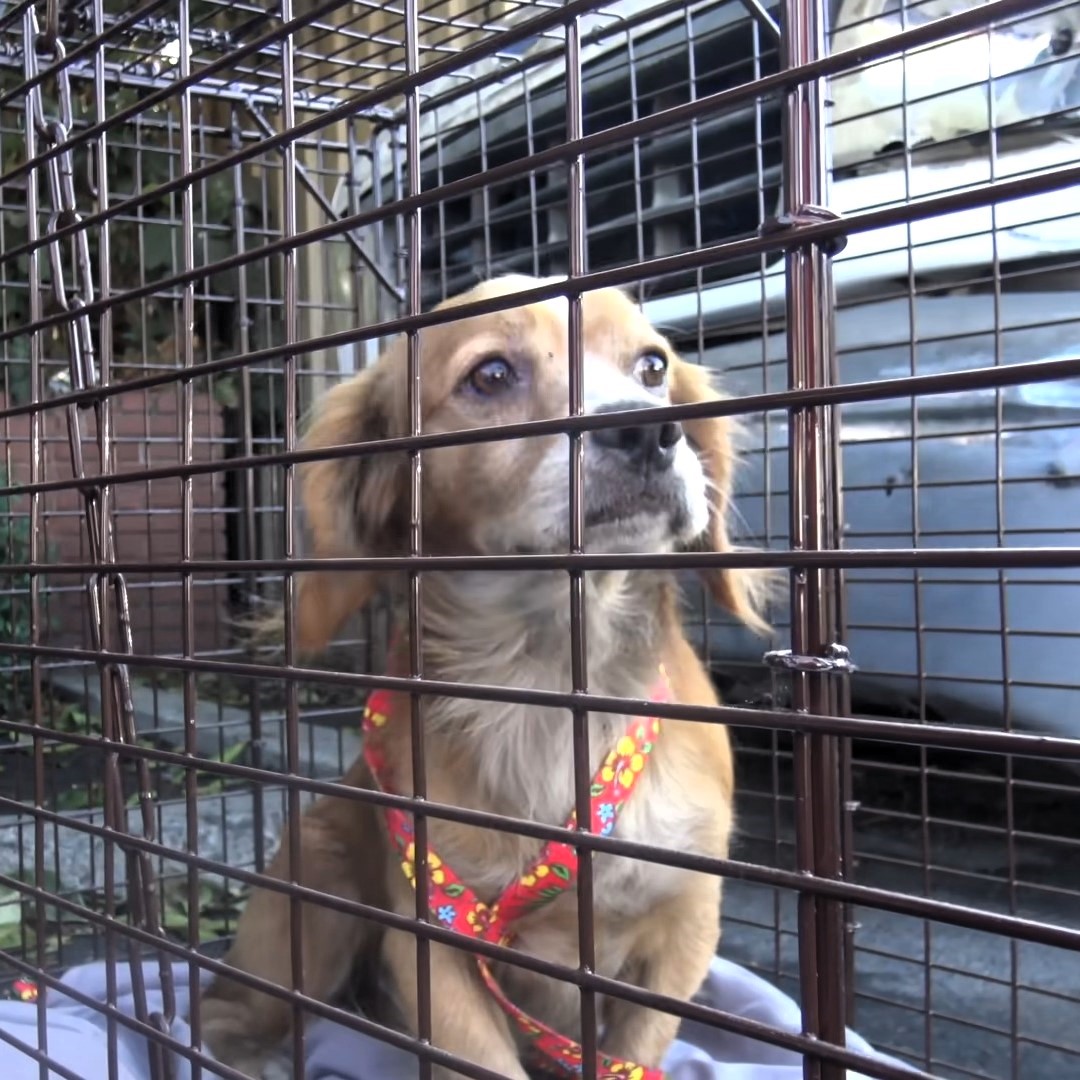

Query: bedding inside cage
left=0, top=957, right=914, bottom=1080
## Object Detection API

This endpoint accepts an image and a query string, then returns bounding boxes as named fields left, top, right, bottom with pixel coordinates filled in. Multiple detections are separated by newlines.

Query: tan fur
left=669, top=359, right=772, bottom=634
left=199, top=276, right=765, bottom=1079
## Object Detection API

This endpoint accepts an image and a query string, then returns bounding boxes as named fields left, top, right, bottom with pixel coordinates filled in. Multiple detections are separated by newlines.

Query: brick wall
left=1, top=385, right=230, bottom=657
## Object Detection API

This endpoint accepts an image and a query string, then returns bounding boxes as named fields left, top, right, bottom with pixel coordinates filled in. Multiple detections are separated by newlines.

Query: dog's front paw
left=202, top=1032, right=292, bottom=1080
left=200, top=1013, right=292, bottom=1079
left=258, top=1053, right=294, bottom=1080
left=198, top=989, right=296, bottom=1080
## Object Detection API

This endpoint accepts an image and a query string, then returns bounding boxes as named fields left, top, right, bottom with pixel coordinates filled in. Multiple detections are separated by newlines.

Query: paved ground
left=724, top=798, right=1080, bottom=1080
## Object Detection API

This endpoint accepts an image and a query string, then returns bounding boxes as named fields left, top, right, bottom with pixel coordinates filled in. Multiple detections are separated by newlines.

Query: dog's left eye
left=634, top=351, right=668, bottom=391
left=464, top=356, right=518, bottom=396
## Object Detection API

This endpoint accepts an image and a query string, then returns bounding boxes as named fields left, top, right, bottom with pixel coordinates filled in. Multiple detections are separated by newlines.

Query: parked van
left=345, top=0, right=1080, bottom=739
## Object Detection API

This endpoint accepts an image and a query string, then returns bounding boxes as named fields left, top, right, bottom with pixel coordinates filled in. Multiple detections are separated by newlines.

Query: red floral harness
left=362, top=672, right=671, bottom=1080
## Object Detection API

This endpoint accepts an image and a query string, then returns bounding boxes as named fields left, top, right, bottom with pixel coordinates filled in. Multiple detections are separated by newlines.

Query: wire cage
left=1, top=0, right=1079, bottom=1078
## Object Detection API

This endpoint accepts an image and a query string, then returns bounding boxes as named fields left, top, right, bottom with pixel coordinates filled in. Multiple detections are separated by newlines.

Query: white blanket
left=0, top=957, right=914, bottom=1079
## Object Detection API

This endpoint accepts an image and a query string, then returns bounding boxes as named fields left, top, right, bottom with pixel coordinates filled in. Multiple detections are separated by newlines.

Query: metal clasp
left=760, top=203, right=848, bottom=257
left=762, top=642, right=857, bottom=675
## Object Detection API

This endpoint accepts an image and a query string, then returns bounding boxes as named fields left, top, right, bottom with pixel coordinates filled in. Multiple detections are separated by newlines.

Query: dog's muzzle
left=590, top=400, right=684, bottom=473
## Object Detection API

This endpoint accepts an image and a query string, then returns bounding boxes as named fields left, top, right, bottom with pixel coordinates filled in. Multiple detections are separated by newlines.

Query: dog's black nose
left=591, top=401, right=683, bottom=471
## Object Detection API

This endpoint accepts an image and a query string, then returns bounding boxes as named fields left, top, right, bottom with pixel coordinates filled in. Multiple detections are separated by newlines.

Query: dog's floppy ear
left=668, top=355, right=770, bottom=635
left=294, top=354, right=406, bottom=653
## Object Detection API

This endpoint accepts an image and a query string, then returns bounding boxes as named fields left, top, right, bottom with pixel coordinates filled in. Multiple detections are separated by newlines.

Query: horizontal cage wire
left=0, top=0, right=1077, bottom=1079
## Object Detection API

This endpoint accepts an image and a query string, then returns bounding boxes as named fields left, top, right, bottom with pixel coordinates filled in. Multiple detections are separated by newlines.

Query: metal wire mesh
left=0, top=1, right=1078, bottom=1078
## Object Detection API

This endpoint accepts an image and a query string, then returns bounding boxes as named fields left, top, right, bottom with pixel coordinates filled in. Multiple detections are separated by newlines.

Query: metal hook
left=763, top=642, right=857, bottom=675
left=760, top=203, right=848, bottom=257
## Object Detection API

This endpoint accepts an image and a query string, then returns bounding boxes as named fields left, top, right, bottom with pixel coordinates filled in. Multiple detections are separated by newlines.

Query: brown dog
left=198, top=277, right=766, bottom=1079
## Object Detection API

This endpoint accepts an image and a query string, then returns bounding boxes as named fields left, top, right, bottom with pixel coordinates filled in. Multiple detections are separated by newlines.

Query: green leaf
left=0, top=926, right=24, bottom=950
left=0, top=889, right=22, bottom=927
left=219, top=740, right=249, bottom=765
left=551, top=864, right=571, bottom=881
left=198, top=915, right=232, bottom=937
left=213, top=379, right=240, bottom=409
left=163, top=906, right=190, bottom=932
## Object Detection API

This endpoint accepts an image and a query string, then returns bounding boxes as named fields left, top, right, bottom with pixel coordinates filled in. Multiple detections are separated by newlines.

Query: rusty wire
left=20, top=6, right=174, bottom=1077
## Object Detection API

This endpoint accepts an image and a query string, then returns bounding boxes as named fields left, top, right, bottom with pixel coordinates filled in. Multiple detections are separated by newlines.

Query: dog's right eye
left=464, top=356, right=517, bottom=396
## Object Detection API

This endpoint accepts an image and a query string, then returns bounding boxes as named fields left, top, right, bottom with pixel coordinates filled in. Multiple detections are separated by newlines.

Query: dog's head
left=295, top=276, right=766, bottom=651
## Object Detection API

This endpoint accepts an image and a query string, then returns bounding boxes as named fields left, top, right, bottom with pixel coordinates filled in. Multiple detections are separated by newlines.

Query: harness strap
left=362, top=677, right=669, bottom=1080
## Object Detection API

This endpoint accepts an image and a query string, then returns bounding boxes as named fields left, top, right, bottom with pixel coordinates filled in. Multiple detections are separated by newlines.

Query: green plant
left=0, top=872, right=249, bottom=970
left=0, top=17, right=271, bottom=408
left=0, top=470, right=68, bottom=738
left=0, top=468, right=32, bottom=705
left=159, top=878, right=248, bottom=942
left=0, top=871, right=92, bottom=959
left=123, top=736, right=251, bottom=808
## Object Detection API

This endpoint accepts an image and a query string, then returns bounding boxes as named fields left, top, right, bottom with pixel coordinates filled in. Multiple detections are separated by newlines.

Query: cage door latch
left=760, top=204, right=847, bottom=257
left=762, top=642, right=857, bottom=675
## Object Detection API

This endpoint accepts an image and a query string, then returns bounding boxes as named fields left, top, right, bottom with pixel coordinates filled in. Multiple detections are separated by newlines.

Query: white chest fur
left=418, top=569, right=715, bottom=916
left=406, top=570, right=724, bottom=1043
left=592, top=751, right=712, bottom=918
left=428, top=697, right=715, bottom=917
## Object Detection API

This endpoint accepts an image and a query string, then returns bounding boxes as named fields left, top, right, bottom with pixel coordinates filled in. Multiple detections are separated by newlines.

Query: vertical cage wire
left=402, top=0, right=434, bottom=1075
left=778, top=2, right=849, bottom=1075
left=564, top=11, right=597, bottom=1078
